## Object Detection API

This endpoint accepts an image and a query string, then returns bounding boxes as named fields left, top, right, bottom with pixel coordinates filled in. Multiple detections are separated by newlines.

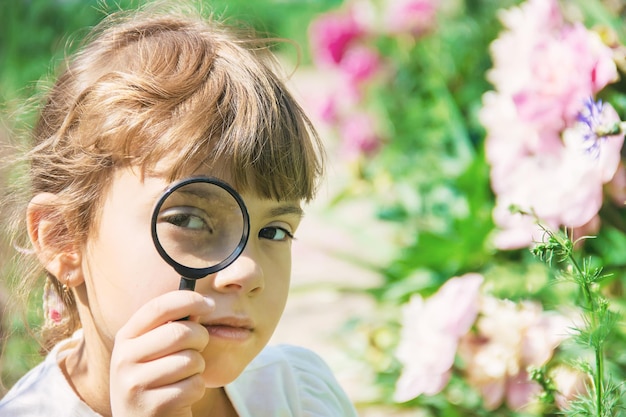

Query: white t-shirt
left=0, top=334, right=358, bottom=417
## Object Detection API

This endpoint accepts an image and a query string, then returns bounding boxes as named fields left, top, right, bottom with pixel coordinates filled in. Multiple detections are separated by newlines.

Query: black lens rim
left=151, top=176, right=250, bottom=280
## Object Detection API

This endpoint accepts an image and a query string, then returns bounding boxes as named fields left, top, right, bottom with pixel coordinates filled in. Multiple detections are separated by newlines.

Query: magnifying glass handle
left=179, top=277, right=196, bottom=291
left=177, top=277, right=196, bottom=321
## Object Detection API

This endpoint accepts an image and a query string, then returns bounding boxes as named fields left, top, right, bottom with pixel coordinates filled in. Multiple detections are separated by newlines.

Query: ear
left=27, top=193, right=84, bottom=287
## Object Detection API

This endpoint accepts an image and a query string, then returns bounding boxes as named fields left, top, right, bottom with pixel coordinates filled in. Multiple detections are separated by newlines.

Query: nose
left=212, top=246, right=264, bottom=295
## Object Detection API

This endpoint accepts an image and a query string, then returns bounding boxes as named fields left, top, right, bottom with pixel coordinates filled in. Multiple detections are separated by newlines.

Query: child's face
left=80, top=166, right=302, bottom=385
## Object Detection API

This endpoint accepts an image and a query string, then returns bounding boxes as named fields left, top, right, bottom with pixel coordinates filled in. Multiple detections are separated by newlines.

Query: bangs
left=150, top=50, right=324, bottom=202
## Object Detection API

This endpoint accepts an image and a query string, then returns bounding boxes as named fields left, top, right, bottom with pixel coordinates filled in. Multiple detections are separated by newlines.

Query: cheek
left=262, top=250, right=292, bottom=317
left=83, top=222, right=181, bottom=333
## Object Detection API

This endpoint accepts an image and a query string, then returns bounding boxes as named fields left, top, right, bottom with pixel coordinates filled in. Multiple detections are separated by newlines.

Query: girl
left=0, top=2, right=358, bottom=416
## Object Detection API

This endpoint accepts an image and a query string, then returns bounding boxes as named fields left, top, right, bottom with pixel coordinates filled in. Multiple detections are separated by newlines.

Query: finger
left=137, top=349, right=206, bottom=389
left=117, top=291, right=214, bottom=340
left=112, top=371, right=205, bottom=417
left=119, top=320, right=210, bottom=363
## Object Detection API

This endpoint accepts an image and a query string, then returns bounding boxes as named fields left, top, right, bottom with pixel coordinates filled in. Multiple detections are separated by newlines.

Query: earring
left=63, top=273, right=71, bottom=294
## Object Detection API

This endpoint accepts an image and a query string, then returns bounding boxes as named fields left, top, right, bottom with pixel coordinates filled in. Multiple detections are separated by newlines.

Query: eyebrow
left=268, top=204, right=305, bottom=218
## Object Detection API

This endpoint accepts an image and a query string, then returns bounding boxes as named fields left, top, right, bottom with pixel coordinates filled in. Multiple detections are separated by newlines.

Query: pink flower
left=458, top=298, right=571, bottom=410
left=490, top=150, right=602, bottom=247
left=485, top=0, right=618, bottom=149
left=383, top=0, right=437, bottom=37
left=480, top=91, right=542, bottom=174
left=510, top=25, right=616, bottom=135
left=394, top=274, right=483, bottom=402
left=481, top=0, right=622, bottom=249
left=488, top=98, right=624, bottom=249
left=339, top=45, right=381, bottom=85
left=317, top=94, right=339, bottom=124
left=487, top=0, right=617, bottom=134
left=309, top=9, right=364, bottom=67
left=339, top=112, right=382, bottom=159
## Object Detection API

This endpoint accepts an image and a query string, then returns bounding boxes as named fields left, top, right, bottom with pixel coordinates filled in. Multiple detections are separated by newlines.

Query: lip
left=202, top=317, right=254, bottom=341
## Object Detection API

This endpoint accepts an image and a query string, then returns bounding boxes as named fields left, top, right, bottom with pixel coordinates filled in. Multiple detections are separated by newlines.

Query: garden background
left=3, top=0, right=626, bottom=416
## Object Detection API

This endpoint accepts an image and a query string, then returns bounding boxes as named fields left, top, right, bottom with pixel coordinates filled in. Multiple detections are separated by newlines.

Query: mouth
left=202, top=317, right=254, bottom=341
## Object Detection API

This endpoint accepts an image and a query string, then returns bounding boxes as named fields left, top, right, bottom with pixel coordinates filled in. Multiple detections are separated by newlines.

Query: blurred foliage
left=0, top=0, right=342, bottom=104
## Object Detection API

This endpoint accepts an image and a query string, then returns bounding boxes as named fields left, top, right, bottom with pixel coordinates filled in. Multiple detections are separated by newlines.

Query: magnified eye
left=161, top=207, right=213, bottom=233
left=259, top=227, right=293, bottom=241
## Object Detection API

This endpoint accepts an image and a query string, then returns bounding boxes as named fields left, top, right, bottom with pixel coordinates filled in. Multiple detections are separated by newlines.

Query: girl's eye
left=161, top=207, right=212, bottom=232
left=259, top=226, right=294, bottom=242
left=165, top=214, right=206, bottom=230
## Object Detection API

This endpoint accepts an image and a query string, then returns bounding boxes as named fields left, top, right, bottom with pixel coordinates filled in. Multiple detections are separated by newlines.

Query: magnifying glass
left=151, top=176, right=250, bottom=292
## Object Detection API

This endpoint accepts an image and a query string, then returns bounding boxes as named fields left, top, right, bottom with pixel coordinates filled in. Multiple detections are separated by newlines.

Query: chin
left=201, top=346, right=261, bottom=387
left=201, top=363, right=248, bottom=388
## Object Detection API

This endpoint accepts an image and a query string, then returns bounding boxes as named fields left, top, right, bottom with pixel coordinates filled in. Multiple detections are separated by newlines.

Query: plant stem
left=566, top=242, right=604, bottom=416
left=596, top=348, right=604, bottom=415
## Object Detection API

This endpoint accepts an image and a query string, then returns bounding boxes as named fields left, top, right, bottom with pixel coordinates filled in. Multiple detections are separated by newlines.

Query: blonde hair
left=4, top=2, right=324, bottom=351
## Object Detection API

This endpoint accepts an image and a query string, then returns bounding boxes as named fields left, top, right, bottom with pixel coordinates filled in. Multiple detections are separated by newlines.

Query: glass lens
left=154, top=181, right=245, bottom=270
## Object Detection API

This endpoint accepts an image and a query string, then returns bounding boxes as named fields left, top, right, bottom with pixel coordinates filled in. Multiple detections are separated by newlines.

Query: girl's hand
left=110, top=290, right=213, bottom=417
